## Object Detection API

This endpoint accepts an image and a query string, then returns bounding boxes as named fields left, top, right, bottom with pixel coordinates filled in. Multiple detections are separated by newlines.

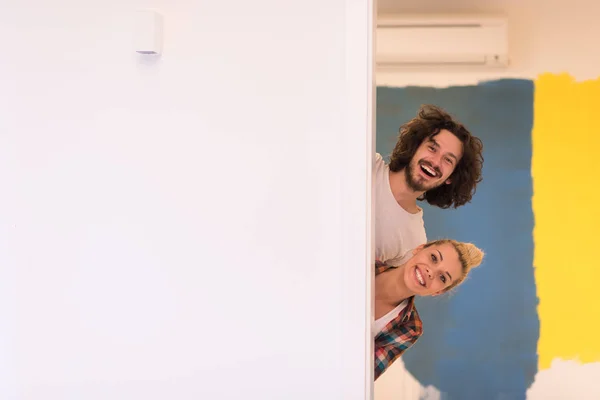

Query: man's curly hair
left=389, top=104, right=484, bottom=209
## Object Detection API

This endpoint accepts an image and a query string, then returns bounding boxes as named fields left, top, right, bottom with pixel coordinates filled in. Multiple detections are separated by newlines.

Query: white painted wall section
left=0, top=1, right=375, bottom=398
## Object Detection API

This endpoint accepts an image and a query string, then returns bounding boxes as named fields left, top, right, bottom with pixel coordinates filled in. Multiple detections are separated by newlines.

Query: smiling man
left=375, top=104, right=484, bottom=266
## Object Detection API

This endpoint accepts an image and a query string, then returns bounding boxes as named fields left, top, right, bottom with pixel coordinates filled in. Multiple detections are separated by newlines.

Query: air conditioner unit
left=376, top=15, right=509, bottom=68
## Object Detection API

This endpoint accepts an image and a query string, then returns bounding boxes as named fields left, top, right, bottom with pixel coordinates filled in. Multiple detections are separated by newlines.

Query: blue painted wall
left=376, top=80, right=539, bottom=400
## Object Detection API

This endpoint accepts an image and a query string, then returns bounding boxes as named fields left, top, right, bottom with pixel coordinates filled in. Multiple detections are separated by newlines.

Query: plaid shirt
left=374, top=261, right=423, bottom=381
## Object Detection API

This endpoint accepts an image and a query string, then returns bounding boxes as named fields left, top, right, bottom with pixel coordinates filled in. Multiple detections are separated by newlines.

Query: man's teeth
left=421, top=165, right=436, bottom=177
left=415, top=268, right=425, bottom=286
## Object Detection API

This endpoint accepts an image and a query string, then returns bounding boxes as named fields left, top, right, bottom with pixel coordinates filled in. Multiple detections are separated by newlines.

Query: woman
left=373, top=238, right=484, bottom=380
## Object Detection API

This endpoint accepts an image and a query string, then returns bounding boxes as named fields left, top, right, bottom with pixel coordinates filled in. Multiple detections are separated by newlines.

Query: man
left=375, top=104, right=484, bottom=266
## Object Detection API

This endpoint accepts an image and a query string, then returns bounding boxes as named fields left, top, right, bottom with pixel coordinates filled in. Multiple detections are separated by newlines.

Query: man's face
left=405, top=129, right=463, bottom=192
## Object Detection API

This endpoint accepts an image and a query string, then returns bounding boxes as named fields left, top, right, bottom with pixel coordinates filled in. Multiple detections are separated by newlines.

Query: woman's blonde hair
left=423, top=239, right=484, bottom=292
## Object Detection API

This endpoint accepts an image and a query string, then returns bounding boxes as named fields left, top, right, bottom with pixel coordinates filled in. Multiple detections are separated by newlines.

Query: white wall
left=376, top=0, right=600, bottom=87
left=0, top=1, right=375, bottom=399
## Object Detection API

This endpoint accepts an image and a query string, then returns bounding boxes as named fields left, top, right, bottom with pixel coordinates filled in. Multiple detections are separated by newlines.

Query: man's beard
left=405, top=161, right=440, bottom=192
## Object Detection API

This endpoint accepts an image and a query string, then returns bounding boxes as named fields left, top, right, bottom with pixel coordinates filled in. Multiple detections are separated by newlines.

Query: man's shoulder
left=374, top=153, right=390, bottom=184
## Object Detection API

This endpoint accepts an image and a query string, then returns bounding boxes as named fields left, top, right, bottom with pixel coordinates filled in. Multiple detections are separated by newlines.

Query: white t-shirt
left=374, top=153, right=427, bottom=266
left=373, top=299, right=408, bottom=336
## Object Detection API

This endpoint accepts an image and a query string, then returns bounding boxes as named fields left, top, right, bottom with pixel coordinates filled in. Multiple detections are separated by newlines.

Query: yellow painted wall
left=532, top=73, right=600, bottom=369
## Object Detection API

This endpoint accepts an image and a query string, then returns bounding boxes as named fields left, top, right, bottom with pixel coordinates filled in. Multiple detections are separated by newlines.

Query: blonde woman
left=374, top=239, right=484, bottom=380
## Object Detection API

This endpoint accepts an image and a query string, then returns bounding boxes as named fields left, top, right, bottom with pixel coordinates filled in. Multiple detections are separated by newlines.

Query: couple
left=374, top=104, right=485, bottom=380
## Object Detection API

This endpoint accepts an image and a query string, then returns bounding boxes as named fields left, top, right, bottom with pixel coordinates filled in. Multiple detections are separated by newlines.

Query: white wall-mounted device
left=376, top=14, right=509, bottom=68
left=134, top=9, right=164, bottom=55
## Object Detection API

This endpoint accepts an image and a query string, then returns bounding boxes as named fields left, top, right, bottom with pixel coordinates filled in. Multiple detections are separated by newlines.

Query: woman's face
left=403, top=242, right=463, bottom=296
